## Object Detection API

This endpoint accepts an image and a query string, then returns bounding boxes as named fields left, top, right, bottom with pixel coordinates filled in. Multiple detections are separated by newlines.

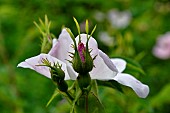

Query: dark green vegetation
left=1, top=0, right=170, bottom=113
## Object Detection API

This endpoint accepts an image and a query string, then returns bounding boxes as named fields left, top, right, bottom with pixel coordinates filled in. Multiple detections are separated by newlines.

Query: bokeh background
left=1, top=0, right=170, bottom=113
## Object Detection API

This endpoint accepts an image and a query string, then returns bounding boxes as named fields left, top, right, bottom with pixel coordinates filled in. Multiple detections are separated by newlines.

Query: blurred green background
left=1, top=0, right=170, bottom=113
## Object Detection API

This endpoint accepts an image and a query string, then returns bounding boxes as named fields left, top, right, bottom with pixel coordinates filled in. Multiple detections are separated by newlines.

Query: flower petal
left=90, top=55, right=117, bottom=80
left=98, top=50, right=118, bottom=72
left=17, top=54, right=74, bottom=80
left=111, top=58, right=126, bottom=72
left=48, top=28, right=73, bottom=63
left=66, top=65, right=78, bottom=80
left=113, top=73, right=149, bottom=98
left=52, top=38, right=58, bottom=47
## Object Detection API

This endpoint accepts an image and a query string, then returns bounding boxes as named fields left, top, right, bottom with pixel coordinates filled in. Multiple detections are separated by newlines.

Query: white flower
left=17, top=28, right=149, bottom=98
left=107, top=9, right=132, bottom=29
left=153, top=32, right=170, bottom=59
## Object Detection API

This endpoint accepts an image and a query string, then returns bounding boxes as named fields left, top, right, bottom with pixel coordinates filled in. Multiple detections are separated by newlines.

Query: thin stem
left=65, top=91, right=74, bottom=101
left=85, top=94, right=88, bottom=113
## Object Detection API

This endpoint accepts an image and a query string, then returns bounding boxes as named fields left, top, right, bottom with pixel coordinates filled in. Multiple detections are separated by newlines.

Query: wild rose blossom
left=18, top=28, right=149, bottom=98
left=153, top=32, right=170, bottom=59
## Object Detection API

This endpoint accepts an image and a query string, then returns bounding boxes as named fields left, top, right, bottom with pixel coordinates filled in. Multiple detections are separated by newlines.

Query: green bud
left=57, top=80, right=68, bottom=92
left=72, top=42, right=93, bottom=74
left=67, top=18, right=95, bottom=74
left=34, top=15, right=53, bottom=53
left=51, top=68, right=65, bottom=81
left=50, top=64, right=68, bottom=92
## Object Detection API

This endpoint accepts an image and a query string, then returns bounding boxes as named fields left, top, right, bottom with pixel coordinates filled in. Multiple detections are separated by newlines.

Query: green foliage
left=1, top=0, right=170, bottom=113
left=97, top=80, right=123, bottom=93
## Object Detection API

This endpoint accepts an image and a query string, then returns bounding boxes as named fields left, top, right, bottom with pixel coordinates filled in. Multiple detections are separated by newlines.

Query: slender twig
left=65, top=91, right=74, bottom=101
left=85, top=94, right=88, bottom=113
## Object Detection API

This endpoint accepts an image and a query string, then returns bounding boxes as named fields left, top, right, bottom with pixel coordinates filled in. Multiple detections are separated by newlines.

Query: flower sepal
left=40, top=58, right=68, bottom=92
left=51, top=70, right=68, bottom=92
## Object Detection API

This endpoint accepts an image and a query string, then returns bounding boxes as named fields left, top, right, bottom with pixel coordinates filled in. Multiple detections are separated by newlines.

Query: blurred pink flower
left=153, top=32, right=170, bottom=59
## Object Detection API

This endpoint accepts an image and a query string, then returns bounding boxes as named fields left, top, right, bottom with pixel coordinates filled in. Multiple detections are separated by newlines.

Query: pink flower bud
left=78, top=43, right=86, bottom=63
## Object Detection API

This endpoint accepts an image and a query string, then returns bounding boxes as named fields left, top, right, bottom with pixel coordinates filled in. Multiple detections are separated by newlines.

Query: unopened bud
left=72, top=42, right=93, bottom=74
left=50, top=65, right=68, bottom=92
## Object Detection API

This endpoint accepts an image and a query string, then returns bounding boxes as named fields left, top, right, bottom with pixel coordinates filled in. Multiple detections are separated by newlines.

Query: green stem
left=66, top=91, right=74, bottom=101
left=85, top=94, right=88, bottom=113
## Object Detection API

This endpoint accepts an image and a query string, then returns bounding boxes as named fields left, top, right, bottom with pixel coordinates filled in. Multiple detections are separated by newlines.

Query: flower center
left=78, top=43, right=86, bottom=63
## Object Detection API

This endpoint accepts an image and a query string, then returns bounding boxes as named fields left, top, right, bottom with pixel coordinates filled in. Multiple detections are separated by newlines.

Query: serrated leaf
left=97, top=80, right=123, bottom=93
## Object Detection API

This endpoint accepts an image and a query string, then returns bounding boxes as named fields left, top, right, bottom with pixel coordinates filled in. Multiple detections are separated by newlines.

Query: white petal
left=90, top=55, right=117, bottom=80
left=111, top=58, right=126, bottom=72
left=48, top=28, right=73, bottom=63
left=17, top=62, right=34, bottom=70
left=66, top=65, right=78, bottom=80
left=99, top=50, right=118, bottom=72
left=113, top=73, right=149, bottom=98
left=17, top=54, right=74, bottom=80
left=52, top=38, right=58, bottom=47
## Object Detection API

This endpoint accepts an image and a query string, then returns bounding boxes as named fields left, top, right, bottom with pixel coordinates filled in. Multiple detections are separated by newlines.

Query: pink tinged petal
left=113, top=73, right=149, bottom=98
left=90, top=55, right=117, bottom=80
left=48, top=39, right=59, bottom=58
left=111, top=58, right=126, bottom=73
left=48, top=28, right=73, bottom=63
left=152, top=46, right=170, bottom=59
left=98, top=50, right=118, bottom=72
left=17, top=54, right=73, bottom=80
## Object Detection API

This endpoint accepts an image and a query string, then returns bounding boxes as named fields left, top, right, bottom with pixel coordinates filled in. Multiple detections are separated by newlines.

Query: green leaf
left=112, top=56, right=145, bottom=76
left=123, top=57, right=145, bottom=76
left=75, top=92, right=106, bottom=113
left=126, top=63, right=145, bottom=76
left=97, top=80, right=123, bottom=93
left=85, top=19, right=89, bottom=34
left=73, top=17, right=80, bottom=35
left=70, top=85, right=82, bottom=113
left=46, top=89, right=59, bottom=107
left=91, top=80, right=98, bottom=96
left=66, top=28, right=77, bottom=50
left=90, top=25, right=97, bottom=38
left=33, top=15, right=53, bottom=53
left=151, top=83, right=170, bottom=107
